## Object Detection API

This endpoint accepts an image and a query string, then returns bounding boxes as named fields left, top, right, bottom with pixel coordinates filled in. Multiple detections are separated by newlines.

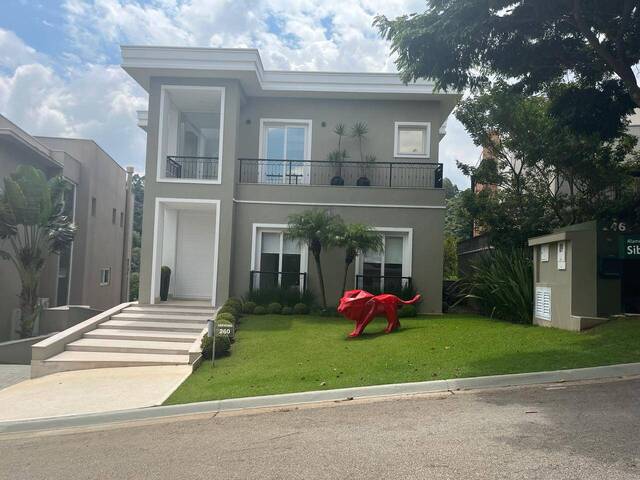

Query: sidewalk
left=2, top=362, right=639, bottom=434
left=0, top=365, right=191, bottom=422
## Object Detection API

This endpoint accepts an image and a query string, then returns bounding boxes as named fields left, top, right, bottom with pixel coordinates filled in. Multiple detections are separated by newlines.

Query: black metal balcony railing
left=249, top=271, right=307, bottom=292
left=166, top=156, right=219, bottom=180
left=355, top=275, right=412, bottom=295
left=238, top=159, right=443, bottom=188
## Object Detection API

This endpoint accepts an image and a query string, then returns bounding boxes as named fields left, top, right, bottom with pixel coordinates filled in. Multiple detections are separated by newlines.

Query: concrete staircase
left=31, top=304, right=215, bottom=377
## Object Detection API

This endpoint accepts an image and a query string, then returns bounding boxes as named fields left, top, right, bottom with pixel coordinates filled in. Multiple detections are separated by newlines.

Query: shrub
left=398, top=305, right=417, bottom=318
left=216, top=312, right=236, bottom=326
left=225, top=297, right=243, bottom=311
left=242, top=301, right=257, bottom=314
left=293, top=303, right=309, bottom=315
left=201, top=335, right=231, bottom=359
left=281, top=306, right=293, bottom=315
left=267, top=302, right=282, bottom=314
left=253, top=305, right=267, bottom=315
left=218, top=305, right=239, bottom=317
left=458, top=249, right=533, bottom=324
left=245, top=287, right=315, bottom=307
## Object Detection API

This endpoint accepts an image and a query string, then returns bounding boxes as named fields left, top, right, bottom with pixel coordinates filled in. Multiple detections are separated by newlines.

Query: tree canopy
left=454, top=84, right=639, bottom=248
left=375, top=1, right=640, bottom=138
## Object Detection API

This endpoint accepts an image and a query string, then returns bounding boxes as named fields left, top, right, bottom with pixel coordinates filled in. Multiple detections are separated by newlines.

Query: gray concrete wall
left=36, top=138, right=129, bottom=311
left=231, top=202, right=444, bottom=313
left=138, top=77, right=242, bottom=305
left=138, top=76, right=447, bottom=311
left=533, top=241, right=573, bottom=329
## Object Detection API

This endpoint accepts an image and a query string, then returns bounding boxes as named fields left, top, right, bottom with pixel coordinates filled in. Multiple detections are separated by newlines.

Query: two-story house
left=123, top=46, right=460, bottom=313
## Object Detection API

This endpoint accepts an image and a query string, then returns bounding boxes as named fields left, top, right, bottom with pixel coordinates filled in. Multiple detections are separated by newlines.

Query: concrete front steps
left=31, top=303, right=215, bottom=378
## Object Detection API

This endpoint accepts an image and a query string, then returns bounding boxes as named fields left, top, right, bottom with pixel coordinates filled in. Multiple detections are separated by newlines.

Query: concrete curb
left=2, top=362, right=639, bottom=434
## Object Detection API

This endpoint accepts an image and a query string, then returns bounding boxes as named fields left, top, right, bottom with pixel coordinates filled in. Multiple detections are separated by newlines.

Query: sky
left=0, top=0, right=481, bottom=187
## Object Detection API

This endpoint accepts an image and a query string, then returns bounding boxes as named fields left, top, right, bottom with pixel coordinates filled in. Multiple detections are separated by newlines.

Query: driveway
left=1, top=377, right=638, bottom=479
left=0, top=365, right=191, bottom=422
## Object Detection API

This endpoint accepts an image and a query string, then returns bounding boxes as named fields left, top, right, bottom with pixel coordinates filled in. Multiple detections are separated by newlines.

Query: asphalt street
left=1, top=377, right=638, bottom=479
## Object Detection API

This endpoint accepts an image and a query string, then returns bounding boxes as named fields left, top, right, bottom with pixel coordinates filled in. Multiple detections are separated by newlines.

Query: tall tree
left=375, top=1, right=640, bottom=137
left=336, top=223, right=383, bottom=295
left=454, top=84, right=639, bottom=248
left=286, top=210, right=343, bottom=310
left=0, top=166, right=76, bottom=337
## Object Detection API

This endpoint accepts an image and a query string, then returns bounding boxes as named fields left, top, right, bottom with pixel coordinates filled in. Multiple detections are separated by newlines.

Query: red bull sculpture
left=337, top=289, right=421, bottom=337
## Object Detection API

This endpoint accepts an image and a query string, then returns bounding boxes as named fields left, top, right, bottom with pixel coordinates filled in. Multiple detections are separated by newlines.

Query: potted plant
left=357, top=154, right=376, bottom=186
left=160, top=266, right=171, bottom=301
left=328, top=123, right=348, bottom=185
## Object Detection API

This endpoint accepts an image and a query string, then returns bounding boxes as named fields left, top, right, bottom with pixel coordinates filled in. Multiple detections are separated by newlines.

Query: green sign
left=621, top=235, right=640, bottom=258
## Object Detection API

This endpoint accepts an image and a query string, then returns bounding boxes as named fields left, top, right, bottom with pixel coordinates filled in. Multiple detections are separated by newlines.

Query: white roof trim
left=121, top=46, right=458, bottom=99
left=137, top=110, right=148, bottom=131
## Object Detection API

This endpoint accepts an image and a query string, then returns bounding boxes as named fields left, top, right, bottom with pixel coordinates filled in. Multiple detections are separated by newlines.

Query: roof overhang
left=121, top=46, right=461, bottom=110
left=0, top=116, right=62, bottom=169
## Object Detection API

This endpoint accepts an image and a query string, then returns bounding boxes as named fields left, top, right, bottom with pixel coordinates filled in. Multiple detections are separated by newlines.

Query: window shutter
left=535, top=287, right=551, bottom=321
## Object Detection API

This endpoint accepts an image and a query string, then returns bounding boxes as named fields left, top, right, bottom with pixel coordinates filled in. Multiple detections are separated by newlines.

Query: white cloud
left=0, top=1, right=478, bottom=183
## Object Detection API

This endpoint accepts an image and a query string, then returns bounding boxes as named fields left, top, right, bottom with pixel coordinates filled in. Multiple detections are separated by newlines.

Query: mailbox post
left=207, top=318, right=234, bottom=366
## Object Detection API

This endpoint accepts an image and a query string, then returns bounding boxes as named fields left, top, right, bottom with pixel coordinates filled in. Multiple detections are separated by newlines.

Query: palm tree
left=337, top=224, right=383, bottom=295
left=286, top=209, right=343, bottom=310
left=0, top=166, right=76, bottom=338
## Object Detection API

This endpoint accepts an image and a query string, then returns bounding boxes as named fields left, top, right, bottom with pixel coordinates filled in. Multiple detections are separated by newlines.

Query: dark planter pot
left=331, top=176, right=345, bottom=186
left=356, top=176, right=370, bottom=186
left=160, top=266, right=171, bottom=301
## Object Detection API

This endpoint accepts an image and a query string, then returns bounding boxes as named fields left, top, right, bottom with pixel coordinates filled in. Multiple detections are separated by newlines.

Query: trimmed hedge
left=281, top=306, right=293, bottom=315
left=201, top=335, right=231, bottom=359
left=398, top=305, right=417, bottom=318
left=267, top=302, right=283, bottom=314
left=293, top=303, right=309, bottom=315
left=242, top=301, right=257, bottom=314
left=253, top=305, right=267, bottom=315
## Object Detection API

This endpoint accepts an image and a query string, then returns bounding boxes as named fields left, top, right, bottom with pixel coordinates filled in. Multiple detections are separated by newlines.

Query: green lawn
left=165, top=314, right=640, bottom=405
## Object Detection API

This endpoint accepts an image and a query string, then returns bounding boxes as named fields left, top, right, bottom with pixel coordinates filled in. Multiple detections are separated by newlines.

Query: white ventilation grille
left=535, top=287, right=552, bottom=321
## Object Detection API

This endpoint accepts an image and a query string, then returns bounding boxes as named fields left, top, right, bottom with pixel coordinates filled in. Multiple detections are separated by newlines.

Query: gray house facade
left=0, top=114, right=134, bottom=341
left=123, top=46, right=460, bottom=313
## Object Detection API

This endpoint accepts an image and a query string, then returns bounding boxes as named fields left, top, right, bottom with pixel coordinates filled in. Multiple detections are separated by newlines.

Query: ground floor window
left=357, top=229, right=412, bottom=294
left=253, top=226, right=308, bottom=291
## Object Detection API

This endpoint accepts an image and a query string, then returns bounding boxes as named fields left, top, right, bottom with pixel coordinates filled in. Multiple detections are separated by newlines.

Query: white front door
left=174, top=211, right=215, bottom=298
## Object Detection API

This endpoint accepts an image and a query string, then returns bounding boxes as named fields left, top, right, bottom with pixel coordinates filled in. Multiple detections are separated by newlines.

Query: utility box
left=528, top=221, right=640, bottom=331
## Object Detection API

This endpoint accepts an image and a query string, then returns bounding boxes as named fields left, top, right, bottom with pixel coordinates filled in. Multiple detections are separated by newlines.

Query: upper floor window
left=258, top=119, right=312, bottom=185
left=158, top=85, right=224, bottom=183
left=99, top=267, right=111, bottom=286
left=394, top=122, right=431, bottom=158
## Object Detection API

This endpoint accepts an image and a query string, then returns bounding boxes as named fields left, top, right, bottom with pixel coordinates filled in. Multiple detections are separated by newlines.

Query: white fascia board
left=120, top=45, right=455, bottom=100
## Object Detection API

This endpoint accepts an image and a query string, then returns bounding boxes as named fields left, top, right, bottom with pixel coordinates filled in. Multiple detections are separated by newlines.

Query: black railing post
left=249, top=271, right=254, bottom=292
left=435, top=164, right=443, bottom=188
left=288, top=160, right=292, bottom=185
left=389, top=162, right=393, bottom=187
left=239, top=159, right=243, bottom=183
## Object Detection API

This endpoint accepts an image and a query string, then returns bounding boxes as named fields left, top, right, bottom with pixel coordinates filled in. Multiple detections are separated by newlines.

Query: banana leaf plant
left=0, top=166, right=76, bottom=338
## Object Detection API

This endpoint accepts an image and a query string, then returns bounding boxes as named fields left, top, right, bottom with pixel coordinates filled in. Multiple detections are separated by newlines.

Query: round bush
left=281, top=306, right=293, bottom=315
left=200, top=335, right=231, bottom=359
left=253, top=305, right=267, bottom=315
left=398, top=305, right=417, bottom=318
left=242, top=301, right=257, bottom=314
left=225, top=297, right=243, bottom=310
left=293, top=303, right=309, bottom=315
left=218, top=305, right=239, bottom=317
left=267, top=302, right=282, bottom=314
left=216, top=312, right=236, bottom=325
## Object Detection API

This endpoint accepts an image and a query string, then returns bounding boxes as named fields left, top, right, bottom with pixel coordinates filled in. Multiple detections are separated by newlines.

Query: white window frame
left=393, top=121, right=431, bottom=159
left=99, top=267, right=111, bottom=286
left=354, top=227, right=413, bottom=290
left=251, top=223, right=309, bottom=291
left=156, top=85, right=225, bottom=185
left=258, top=118, right=312, bottom=184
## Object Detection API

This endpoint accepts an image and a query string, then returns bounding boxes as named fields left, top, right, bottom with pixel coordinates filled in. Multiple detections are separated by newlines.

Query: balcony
left=238, top=159, right=443, bottom=189
left=166, top=156, right=219, bottom=180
